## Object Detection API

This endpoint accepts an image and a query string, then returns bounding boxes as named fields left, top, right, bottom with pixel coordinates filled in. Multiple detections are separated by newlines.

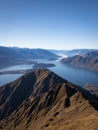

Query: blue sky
left=0, top=0, right=98, bottom=50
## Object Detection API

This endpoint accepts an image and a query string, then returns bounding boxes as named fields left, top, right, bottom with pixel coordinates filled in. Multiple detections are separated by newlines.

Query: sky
left=0, top=0, right=98, bottom=50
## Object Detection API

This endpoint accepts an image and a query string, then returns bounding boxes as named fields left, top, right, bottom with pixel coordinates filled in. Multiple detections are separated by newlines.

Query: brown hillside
left=0, top=69, right=98, bottom=130
left=60, top=50, right=98, bottom=71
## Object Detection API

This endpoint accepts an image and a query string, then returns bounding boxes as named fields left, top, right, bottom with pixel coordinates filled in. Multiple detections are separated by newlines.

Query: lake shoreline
left=0, top=60, right=98, bottom=87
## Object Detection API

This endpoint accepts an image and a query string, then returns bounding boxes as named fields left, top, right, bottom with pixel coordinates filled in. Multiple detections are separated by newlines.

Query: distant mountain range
left=0, top=69, right=98, bottom=130
left=61, top=50, right=98, bottom=71
left=49, top=49, right=96, bottom=57
left=0, top=46, right=97, bottom=69
left=64, top=49, right=96, bottom=57
left=0, top=46, right=59, bottom=68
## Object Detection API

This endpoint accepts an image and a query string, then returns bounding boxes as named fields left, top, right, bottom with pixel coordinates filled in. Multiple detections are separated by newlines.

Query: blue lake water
left=0, top=60, right=98, bottom=87
left=0, top=74, right=23, bottom=86
left=51, top=60, right=98, bottom=87
left=0, top=64, right=33, bottom=72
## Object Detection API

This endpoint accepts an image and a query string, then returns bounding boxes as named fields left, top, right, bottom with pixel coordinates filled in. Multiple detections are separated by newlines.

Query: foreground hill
left=0, top=69, right=98, bottom=130
left=0, top=46, right=59, bottom=68
left=61, top=51, right=98, bottom=71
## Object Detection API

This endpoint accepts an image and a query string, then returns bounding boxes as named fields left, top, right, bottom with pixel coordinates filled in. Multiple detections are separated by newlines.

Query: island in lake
left=33, top=63, right=56, bottom=69
left=0, top=63, right=56, bottom=75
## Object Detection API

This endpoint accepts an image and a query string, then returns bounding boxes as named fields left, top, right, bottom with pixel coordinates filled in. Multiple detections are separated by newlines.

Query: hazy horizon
left=0, top=0, right=98, bottom=50
left=0, top=45, right=97, bottom=51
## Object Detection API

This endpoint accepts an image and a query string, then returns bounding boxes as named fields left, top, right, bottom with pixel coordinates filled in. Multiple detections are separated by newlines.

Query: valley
left=0, top=0, right=98, bottom=129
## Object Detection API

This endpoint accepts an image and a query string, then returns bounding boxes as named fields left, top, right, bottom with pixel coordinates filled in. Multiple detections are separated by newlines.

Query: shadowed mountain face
left=0, top=69, right=98, bottom=130
left=60, top=51, right=98, bottom=71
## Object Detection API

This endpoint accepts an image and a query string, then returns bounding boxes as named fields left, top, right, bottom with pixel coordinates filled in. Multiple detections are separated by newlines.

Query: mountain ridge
left=60, top=50, right=98, bottom=71
left=0, top=69, right=98, bottom=130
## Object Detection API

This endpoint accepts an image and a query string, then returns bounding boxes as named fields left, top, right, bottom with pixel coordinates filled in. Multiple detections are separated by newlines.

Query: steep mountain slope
left=60, top=50, right=98, bottom=71
left=0, top=69, right=98, bottom=130
left=0, top=46, right=59, bottom=68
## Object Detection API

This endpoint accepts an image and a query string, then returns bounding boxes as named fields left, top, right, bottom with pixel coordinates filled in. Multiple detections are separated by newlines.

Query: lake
left=0, top=59, right=98, bottom=87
